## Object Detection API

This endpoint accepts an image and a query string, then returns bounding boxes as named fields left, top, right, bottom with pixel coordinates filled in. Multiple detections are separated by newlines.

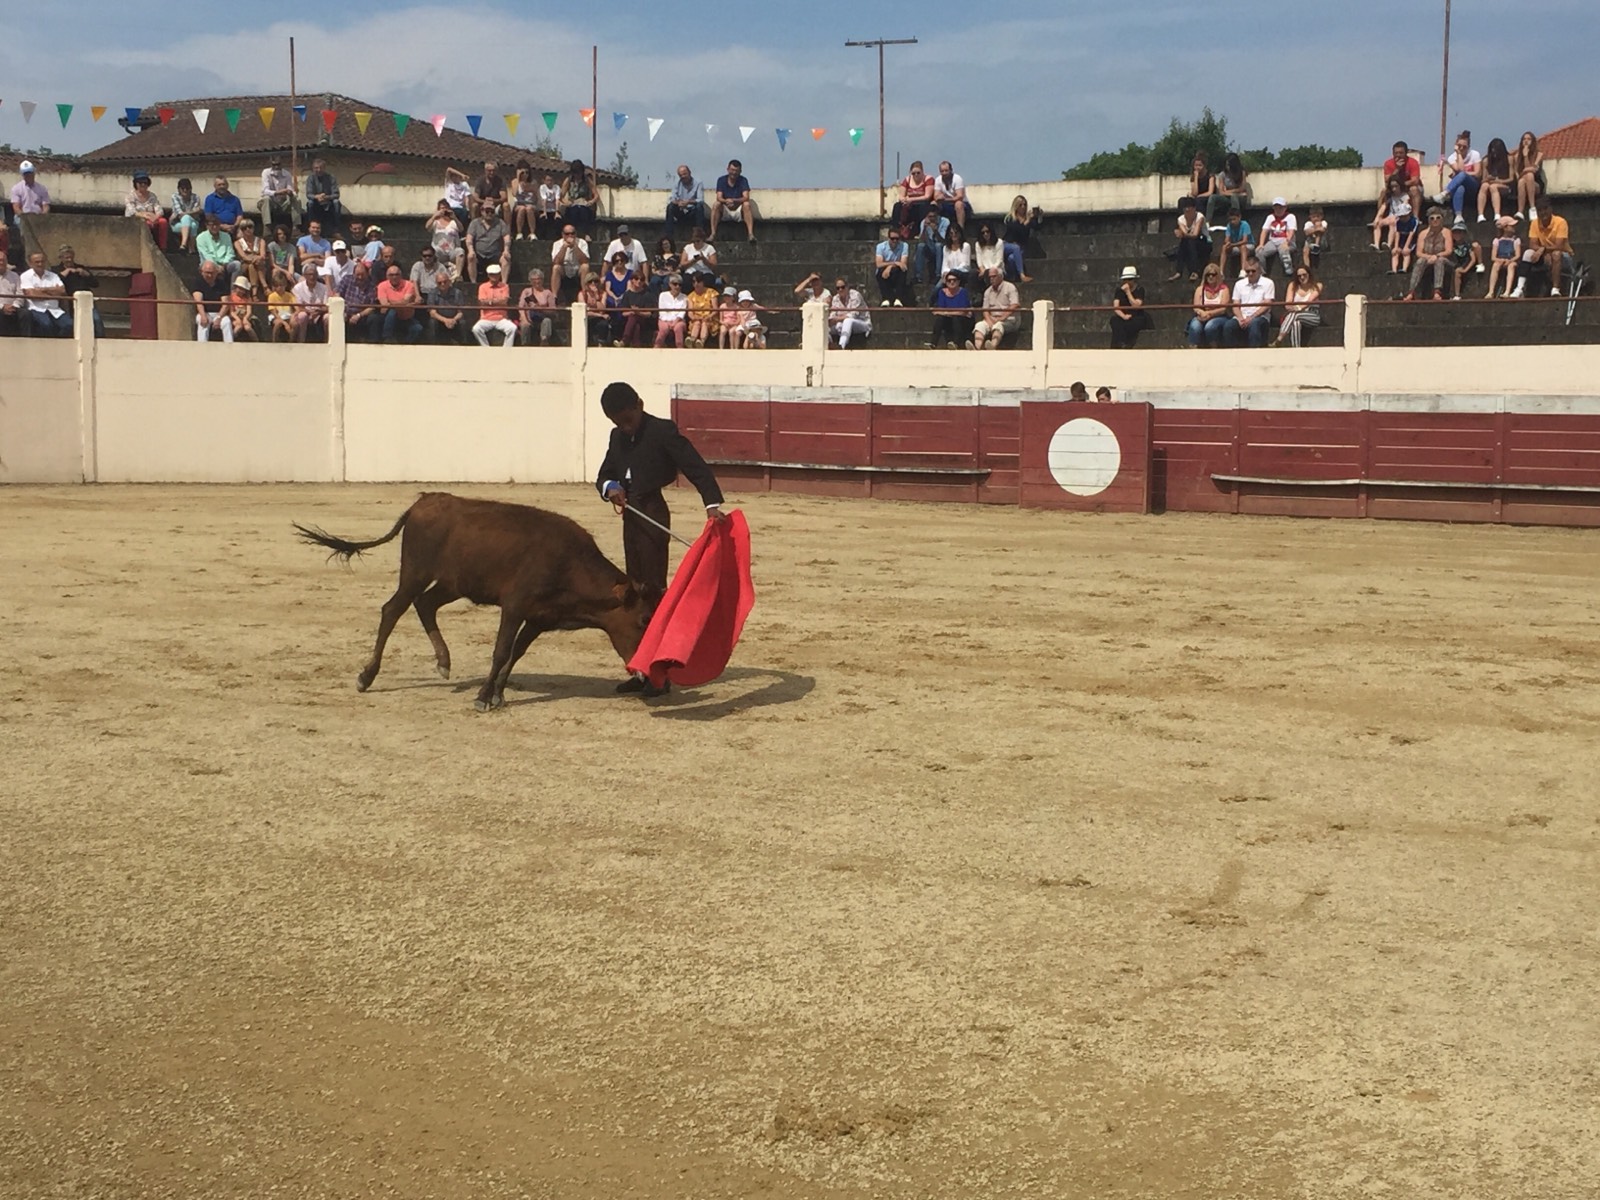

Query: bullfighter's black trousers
left=622, top=492, right=672, bottom=593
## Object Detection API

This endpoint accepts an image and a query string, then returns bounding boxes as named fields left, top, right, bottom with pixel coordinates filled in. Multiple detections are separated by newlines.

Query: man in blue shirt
left=296, top=219, right=332, bottom=269
left=202, top=175, right=244, bottom=232
left=873, top=228, right=913, bottom=306
left=709, top=159, right=756, bottom=244
left=665, top=164, right=708, bottom=241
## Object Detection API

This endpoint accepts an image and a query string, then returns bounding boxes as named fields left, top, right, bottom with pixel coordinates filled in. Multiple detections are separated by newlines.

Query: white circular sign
left=1047, top=418, right=1122, bottom=497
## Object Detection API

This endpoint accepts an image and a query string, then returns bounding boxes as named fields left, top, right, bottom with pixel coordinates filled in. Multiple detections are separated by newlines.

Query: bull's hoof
left=355, top=675, right=372, bottom=693
left=473, top=693, right=504, bottom=713
left=436, top=663, right=451, bottom=680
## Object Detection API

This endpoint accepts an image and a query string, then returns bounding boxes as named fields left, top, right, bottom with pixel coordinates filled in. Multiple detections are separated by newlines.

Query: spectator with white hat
left=11, top=160, right=50, bottom=216
left=1255, top=198, right=1299, bottom=280
left=472, top=263, right=516, bottom=347
left=736, top=289, right=766, bottom=350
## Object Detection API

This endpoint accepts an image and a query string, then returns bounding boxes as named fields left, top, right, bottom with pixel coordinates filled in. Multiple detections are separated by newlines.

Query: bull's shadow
left=456, top=665, right=813, bottom=720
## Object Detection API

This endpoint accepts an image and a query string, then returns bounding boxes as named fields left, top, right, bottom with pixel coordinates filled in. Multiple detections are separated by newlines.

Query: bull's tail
left=294, top=509, right=410, bottom=563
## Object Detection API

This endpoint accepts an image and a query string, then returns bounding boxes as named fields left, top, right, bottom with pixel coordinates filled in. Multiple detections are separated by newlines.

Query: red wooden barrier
left=1018, top=402, right=1153, bottom=513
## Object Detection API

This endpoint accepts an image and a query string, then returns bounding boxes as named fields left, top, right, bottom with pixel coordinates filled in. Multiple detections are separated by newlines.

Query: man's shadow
left=467, top=665, right=814, bottom=720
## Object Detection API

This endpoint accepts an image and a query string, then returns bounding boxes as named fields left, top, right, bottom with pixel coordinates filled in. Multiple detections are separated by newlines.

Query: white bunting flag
left=705, top=123, right=717, bottom=140
left=20, top=100, right=37, bottom=123
left=192, top=107, right=210, bottom=133
left=647, top=117, right=664, bottom=142
left=739, top=126, right=755, bottom=143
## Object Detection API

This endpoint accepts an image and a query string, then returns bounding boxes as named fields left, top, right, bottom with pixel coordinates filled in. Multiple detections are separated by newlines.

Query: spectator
left=686, top=273, right=717, bottom=347
left=233, top=217, right=267, bottom=296
left=971, top=266, right=1021, bottom=350
left=1094, top=387, right=1113, bottom=403
left=510, top=162, right=539, bottom=241
left=1301, top=205, right=1329, bottom=268
left=11, top=160, right=50, bottom=216
left=426, top=202, right=465, bottom=273
left=337, top=259, right=381, bottom=342
left=229, top=277, right=260, bottom=342
left=517, top=268, right=558, bottom=346
left=1256, top=198, right=1298, bottom=279
left=1068, top=382, right=1090, bottom=402
left=202, top=176, right=243, bottom=233
left=665, top=165, right=708, bottom=241
left=55, top=244, right=105, bottom=337
left=1109, top=265, right=1151, bottom=349
left=603, top=251, right=635, bottom=340
left=1479, top=138, right=1515, bottom=222
left=428, top=273, right=470, bottom=344
left=360, top=224, right=387, bottom=265
left=304, top=157, right=341, bottom=234
left=1273, top=265, right=1323, bottom=346
left=265, top=268, right=296, bottom=342
left=320, top=240, right=354, bottom=290
left=258, top=155, right=298, bottom=234
left=1515, top=196, right=1574, bottom=297
left=932, top=161, right=970, bottom=230
left=465, top=202, right=510, bottom=285
left=928, top=270, right=973, bottom=349
left=650, top=237, right=681, bottom=296
left=1186, top=263, right=1231, bottom=348
left=473, top=263, right=516, bottom=347
left=619, top=273, right=657, bottom=347
left=737, top=290, right=766, bottom=349
left=605, top=225, right=649, bottom=274
left=939, top=224, right=975, bottom=294
left=376, top=264, right=423, bottom=344
left=372, top=244, right=403, bottom=287
left=1486, top=216, right=1521, bottom=298
left=1171, top=196, right=1209, bottom=282
left=124, top=170, right=169, bottom=251
left=551, top=224, right=590, bottom=306
left=1406, top=208, right=1452, bottom=300
left=1447, top=226, right=1483, bottom=299
left=1371, top=175, right=1412, bottom=253
left=475, top=160, right=507, bottom=210
left=196, top=215, right=239, bottom=282
left=290, top=261, right=328, bottom=343
left=1226, top=253, right=1275, bottom=347
left=1434, top=131, right=1480, bottom=229
left=1186, top=153, right=1213, bottom=210
left=710, top=158, right=756, bottom=243
left=442, top=166, right=473, bottom=229
left=1513, top=132, right=1546, bottom=220
left=655, top=274, right=687, bottom=348
left=580, top=272, right=611, bottom=346
left=266, top=224, right=297, bottom=278
left=1205, top=153, right=1249, bottom=227
left=972, top=223, right=1004, bottom=280
left=296, top=220, right=331, bottom=269
left=20, top=251, right=71, bottom=336
left=0, top=260, right=23, bottom=336
left=191, top=258, right=233, bottom=343
left=536, top=172, right=562, bottom=239
left=1001, top=194, right=1042, bottom=283
left=170, top=177, right=203, bottom=252
left=891, top=160, right=936, bottom=233
left=874, top=227, right=914, bottom=306
left=1381, top=141, right=1424, bottom=217
left=410, top=246, right=448, bottom=308
left=913, top=207, right=951, bottom=288
left=1389, top=197, right=1420, bottom=277
left=1217, top=209, right=1253, bottom=280
left=560, top=159, right=599, bottom=233
left=716, top=285, right=742, bottom=349
left=793, top=272, right=831, bottom=307
left=679, top=228, right=719, bottom=289
left=828, top=277, right=872, bottom=348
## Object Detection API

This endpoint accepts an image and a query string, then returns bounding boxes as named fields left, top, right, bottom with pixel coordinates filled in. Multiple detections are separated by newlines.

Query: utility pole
left=289, top=37, right=298, bottom=187
left=1439, top=0, right=1451, bottom=185
left=845, top=36, right=917, bottom=219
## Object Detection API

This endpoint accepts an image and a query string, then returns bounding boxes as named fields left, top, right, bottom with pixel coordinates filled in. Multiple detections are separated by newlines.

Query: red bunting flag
left=321, top=109, right=337, bottom=133
left=157, top=107, right=175, bottom=126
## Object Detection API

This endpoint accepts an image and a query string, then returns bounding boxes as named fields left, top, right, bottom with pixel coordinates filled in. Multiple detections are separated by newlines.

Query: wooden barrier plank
left=1019, top=402, right=1152, bottom=513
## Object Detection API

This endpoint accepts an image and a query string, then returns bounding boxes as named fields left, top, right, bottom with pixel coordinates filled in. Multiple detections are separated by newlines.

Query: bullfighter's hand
left=604, top=484, right=627, bottom=504
left=706, top=505, right=730, bottom=524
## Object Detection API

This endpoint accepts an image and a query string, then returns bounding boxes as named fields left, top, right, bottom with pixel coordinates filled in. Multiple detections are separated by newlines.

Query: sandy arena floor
left=2, top=483, right=1597, bottom=1199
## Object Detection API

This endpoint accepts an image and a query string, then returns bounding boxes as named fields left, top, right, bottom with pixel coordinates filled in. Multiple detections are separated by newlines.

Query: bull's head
left=602, top=579, right=658, bottom=662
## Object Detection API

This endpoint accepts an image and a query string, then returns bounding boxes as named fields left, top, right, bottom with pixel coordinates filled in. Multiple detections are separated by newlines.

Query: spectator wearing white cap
left=320, top=240, right=354, bottom=290
left=11, top=161, right=50, bottom=216
left=473, top=263, right=516, bottom=347
left=1256, top=198, right=1298, bottom=280
left=736, top=289, right=766, bottom=350
left=1109, top=265, right=1151, bottom=349
left=604, top=225, right=648, bottom=273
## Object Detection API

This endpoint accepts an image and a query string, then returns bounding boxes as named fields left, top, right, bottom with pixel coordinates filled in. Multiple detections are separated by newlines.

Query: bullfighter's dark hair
left=600, top=382, right=644, bottom=416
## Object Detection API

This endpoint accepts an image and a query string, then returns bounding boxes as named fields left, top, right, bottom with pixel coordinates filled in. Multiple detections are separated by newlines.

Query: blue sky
left=1, top=1, right=1595, bottom=188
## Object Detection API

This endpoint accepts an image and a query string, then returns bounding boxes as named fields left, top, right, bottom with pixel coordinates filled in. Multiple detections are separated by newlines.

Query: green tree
left=606, top=141, right=640, bottom=187
left=533, top=133, right=564, bottom=161
left=1063, top=110, right=1361, bottom=179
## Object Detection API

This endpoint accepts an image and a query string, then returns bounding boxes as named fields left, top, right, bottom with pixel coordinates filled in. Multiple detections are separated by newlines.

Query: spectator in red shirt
left=377, top=264, right=423, bottom=343
left=1382, top=141, right=1424, bottom=218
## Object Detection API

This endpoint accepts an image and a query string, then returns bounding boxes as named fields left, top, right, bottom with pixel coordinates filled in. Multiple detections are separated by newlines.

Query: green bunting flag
left=849, top=128, right=864, bottom=146
left=542, top=111, right=558, bottom=132
left=56, top=103, right=73, bottom=127
left=224, top=108, right=241, bottom=133
left=394, top=113, right=410, bottom=136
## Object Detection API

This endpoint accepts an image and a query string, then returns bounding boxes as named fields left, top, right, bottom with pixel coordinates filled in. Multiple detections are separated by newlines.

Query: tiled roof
left=78, top=92, right=616, bottom=181
left=0, top=152, right=79, bottom=174
left=1538, top=116, right=1600, bottom=160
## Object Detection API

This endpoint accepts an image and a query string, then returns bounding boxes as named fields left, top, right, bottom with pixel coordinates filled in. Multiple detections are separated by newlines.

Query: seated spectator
left=517, top=268, right=558, bottom=346
left=410, top=246, right=449, bottom=308
left=1478, top=138, right=1514, bottom=223
left=1225, top=253, right=1274, bottom=347
left=1256, top=198, right=1298, bottom=279
left=1095, top=387, right=1113, bottom=403
left=1205, top=153, right=1250, bottom=227
left=320, top=240, right=354, bottom=290
left=1486, top=216, right=1521, bottom=298
left=1301, top=205, right=1329, bottom=268
left=939, top=224, right=975, bottom=295
left=913, top=207, right=951, bottom=288
left=932, top=161, right=970, bottom=230
left=972, top=223, right=1003, bottom=280
left=1371, top=175, right=1412, bottom=252
left=304, top=157, right=341, bottom=235
left=603, top=252, right=635, bottom=340
left=337, top=259, right=381, bottom=342
left=1171, top=197, right=1209, bottom=282
left=1381, top=141, right=1424, bottom=218
left=1447, top=227, right=1483, bottom=299
left=359, top=224, right=387, bottom=265
left=891, top=161, right=937, bottom=233
left=793, top=272, right=831, bottom=308
left=1001, top=194, right=1042, bottom=283
left=442, top=166, right=473, bottom=229
left=1514, top=196, right=1574, bottom=297
left=465, top=202, right=510, bottom=285
left=55, top=244, right=105, bottom=338
left=203, top=176, right=244, bottom=233
left=686, top=274, right=716, bottom=347
left=473, top=263, right=516, bottom=347
left=191, top=259, right=233, bottom=343
left=258, top=155, right=299, bottom=235
left=827, top=277, right=872, bottom=348
left=125, top=170, right=169, bottom=251
left=371, top=244, right=403, bottom=287
left=551, top=224, right=591, bottom=307
left=11, top=160, right=50, bottom=216
left=928, top=270, right=973, bottom=349
left=378, top=264, right=423, bottom=344
left=737, top=289, right=766, bottom=349
left=170, top=177, right=203, bottom=252
left=654, top=274, right=687, bottom=347
left=290, top=261, right=329, bottom=343
left=510, top=162, right=539, bottom=240
left=874, top=228, right=914, bottom=306
left=679, top=228, right=719, bottom=289
left=1390, top=200, right=1420, bottom=276
left=1406, top=208, right=1452, bottom=300
left=196, top=215, right=239, bottom=282
left=0, top=261, right=24, bottom=337
left=475, top=160, right=507, bottom=211
left=650, top=238, right=681, bottom=296
left=1273, top=265, right=1323, bottom=346
left=266, top=224, right=298, bottom=279
left=1186, top=264, right=1231, bottom=348
left=536, top=172, right=562, bottom=239
left=716, top=286, right=742, bottom=349
left=710, top=158, right=756, bottom=243
left=426, top=203, right=465, bottom=272
left=1434, top=131, right=1480, bottom=228
left=605, top=225, right=649, bottom=274
left=266, top=269, right=296, bottom=342
left=233, top=217, right=268, bottom=296
left=1109, top=265, right=1151, bottom=349
left=1513, top=131, right=1545, bottom=219
left=971, top=266, right=1020, bottom=350
left=580, top=272, right=611, bottom=346
left=229, top=277, right=260, bottom=342
left=1186, top=153, right=1213, bottom=211
left=665, top=165, right=708, bottom=241
left=428, top=273, right=470, bottom=344
left=296, top=220, right=331, bottom=270
left=20, top=252, right=71, bottom=337
left=1216, top=210, right=1253, bottom=279
left=560, top=159, right=599, bottom=234
left=1068, top=381, right=1090, bottom=402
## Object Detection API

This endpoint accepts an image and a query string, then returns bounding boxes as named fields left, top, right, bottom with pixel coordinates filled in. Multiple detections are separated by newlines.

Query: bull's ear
left=613, top=581, right=639, bottom=607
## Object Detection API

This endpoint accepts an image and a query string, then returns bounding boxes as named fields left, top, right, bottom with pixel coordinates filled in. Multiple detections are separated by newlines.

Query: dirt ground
left=2, top=483, right=1597, bottom=1199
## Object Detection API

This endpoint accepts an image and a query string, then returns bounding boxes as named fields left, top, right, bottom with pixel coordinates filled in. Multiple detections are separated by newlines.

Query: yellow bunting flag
left=354, top=111, right=372, bottom=135
left=259, top=106, right=275, bottom=130
left=504, top=113, right=520, bottom=139
left=91, top=105, right=107, bottom=123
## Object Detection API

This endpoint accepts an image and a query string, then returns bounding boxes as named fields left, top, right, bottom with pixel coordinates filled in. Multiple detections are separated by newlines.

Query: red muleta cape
left=627, top=510, right=754, bottom=688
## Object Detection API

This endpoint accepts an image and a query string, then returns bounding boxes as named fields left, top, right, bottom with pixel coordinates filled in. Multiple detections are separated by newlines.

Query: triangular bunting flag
left=504, top=113, right=520, bottom=139
left=192, top=107, right=210, bottom=134
left=542, top=111, right=558, bottom=132
left=811, top=128, right=826, bottom=141
left=776, top=128, right=790, bottom=151
left=647, top=117, right=664, bottom=142
left=394, top=113, right=410, bottom=136
left=354, top=111, right=373, bottom=135
left=705, top=123, right=718, bottom=140
left=321, top=109, right=337, bottom=133
left=293, top=104, right=307, bottom=122
left=429, top=114, right=447, bottom=136
left=466, top=114, right=482, bottom=137
left=579, top=108, right=595, bottom=127
left=125, top=107, right=142, bottom=126
left=739, top=126, right=755, bottom=143
left=91, top=105, right=107, bottom=123
left=56, top=104, right=73, bottom=128
left=20, top=101, right=37, bottom=123
left=259, top=106, right=275, bottom=130
left=613, top=112, right=627, bottom=131
left=849, top=127, right=864, bottom=146
left=157, top=106, right=175, bottom=126
left=224, top=108, right=241, bottom=133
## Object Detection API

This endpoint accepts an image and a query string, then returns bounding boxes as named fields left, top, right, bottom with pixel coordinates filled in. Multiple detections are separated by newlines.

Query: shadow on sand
left=458, top=664, right=815, bottom=720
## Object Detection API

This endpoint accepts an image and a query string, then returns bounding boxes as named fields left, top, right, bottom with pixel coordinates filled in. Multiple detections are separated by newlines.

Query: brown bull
left=295, top=493, right=652, bottom=711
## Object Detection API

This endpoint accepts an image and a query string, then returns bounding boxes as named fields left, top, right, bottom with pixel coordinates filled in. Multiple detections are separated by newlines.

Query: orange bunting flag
left=504, top=113, right=520, bottom=139
left=321, top=109, right=337, bottom=133
left=354, top=111, right=372, bottom=135
left=91, top=105, right=107, bottom=123
left=811, top=127, right=826, bottom=141
left=579, top=108, right=595, bottom=127
left=258, top=106, right=276, bottom=130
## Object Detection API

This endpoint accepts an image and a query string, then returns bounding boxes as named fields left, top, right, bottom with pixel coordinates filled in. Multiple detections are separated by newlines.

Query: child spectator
left=1171, top=197, right=1209, bottom=281
left=229, top=277, right=260, bottom=342
left=1478, top=138, right=1514, bottom=222
left=1485, top=217, right=1521, bottom=298
left=1301, top=206, right=1329, bottom=268
left=1256, top=198, right=1298, bottom=279
left=737, top=290, right=766, bottom=349
left=1217, top=210, right=1253, bottom=280
left=1447, top=227, right=1483, bottom=299
left=442, top=166, right=473, bottom=228
left=717, top=286, right=743, bottom=349
left=1513, top=132, right=1544, bottom=219
left=1186, top=264, right=1231, bottom=348
left=1391, top=205, right=1419, bottom=277
left=536, top=173, right=562, bottom=239
left=266, top=269, right=296, bottom=342
left=686, top=274, right=716, bottom=347
left=1273, top=265, right=1323, bottom=346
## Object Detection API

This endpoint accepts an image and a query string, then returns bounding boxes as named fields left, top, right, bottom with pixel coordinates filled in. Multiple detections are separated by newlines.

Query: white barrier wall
left=0, top=340, right=82, bottom=483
